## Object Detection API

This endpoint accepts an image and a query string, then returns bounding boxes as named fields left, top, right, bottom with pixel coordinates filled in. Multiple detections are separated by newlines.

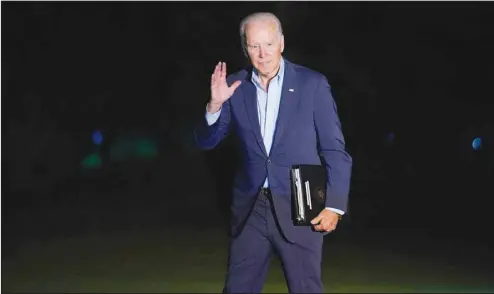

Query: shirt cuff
left=205, top=103, right=222, bottom=126
left=325, top=207, right=345, bottom=215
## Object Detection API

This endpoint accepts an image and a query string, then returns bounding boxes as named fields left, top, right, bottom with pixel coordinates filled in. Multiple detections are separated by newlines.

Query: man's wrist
left=325, top=207, right=344, bottom=220
left=207, top=101, right=222, bottom=113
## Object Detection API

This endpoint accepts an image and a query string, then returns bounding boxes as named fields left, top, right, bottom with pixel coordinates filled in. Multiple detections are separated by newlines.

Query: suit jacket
left=194, top=59, right=352, bottom=243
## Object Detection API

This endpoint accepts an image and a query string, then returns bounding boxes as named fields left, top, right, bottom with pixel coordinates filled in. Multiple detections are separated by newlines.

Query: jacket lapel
left=242, top=76, right=268, bottom=157
left=271, top=60, right=299, bottom=151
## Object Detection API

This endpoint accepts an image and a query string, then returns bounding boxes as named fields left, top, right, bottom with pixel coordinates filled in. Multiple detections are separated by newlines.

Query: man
left=194, top=12, right=352, bottom=293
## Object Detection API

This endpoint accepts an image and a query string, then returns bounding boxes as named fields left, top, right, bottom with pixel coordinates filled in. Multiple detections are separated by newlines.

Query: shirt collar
left=251, top=57, right=285, bottom=88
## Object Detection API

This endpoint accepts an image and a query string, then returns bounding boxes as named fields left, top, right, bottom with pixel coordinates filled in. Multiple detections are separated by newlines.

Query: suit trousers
left=223, top=189, right=324, bottom=293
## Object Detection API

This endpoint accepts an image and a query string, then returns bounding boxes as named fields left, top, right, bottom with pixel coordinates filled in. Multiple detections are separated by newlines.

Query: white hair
left=239, top=12, right=283, bottom=55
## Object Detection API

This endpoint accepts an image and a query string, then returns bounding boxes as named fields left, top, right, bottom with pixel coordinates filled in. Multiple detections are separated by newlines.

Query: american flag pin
left=289, top=88, right=294, bottom=92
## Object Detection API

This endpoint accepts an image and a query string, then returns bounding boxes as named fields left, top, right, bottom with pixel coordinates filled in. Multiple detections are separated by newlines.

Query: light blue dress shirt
left=205, top=58, right=344, bottom=215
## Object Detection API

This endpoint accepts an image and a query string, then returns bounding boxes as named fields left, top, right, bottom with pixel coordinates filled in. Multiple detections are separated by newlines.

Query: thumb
left=311, top=215, right=322, bottom=225
left=230, top=80, right=242, bottom=92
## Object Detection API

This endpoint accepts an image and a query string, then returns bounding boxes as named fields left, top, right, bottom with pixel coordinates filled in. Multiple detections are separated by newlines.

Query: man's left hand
left=311, top=209, right=340, bottom=232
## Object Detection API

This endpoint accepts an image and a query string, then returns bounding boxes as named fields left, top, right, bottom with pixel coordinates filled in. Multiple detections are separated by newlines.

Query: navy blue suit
left=195, top=59, right=352, bottom=293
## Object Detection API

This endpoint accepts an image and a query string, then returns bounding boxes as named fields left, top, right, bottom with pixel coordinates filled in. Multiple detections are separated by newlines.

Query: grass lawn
left=3, top=226, right=494, bottom=293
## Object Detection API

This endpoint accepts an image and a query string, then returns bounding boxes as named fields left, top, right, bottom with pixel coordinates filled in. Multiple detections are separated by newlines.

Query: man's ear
left=280, top=34, right=285, bottom=53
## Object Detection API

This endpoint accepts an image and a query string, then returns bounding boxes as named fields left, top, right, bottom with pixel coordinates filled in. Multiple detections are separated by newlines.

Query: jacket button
left=267, top=159, right=271, bottom=164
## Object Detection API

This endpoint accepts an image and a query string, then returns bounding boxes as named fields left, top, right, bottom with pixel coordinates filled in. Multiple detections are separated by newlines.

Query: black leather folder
left=290, top=164, right=327, bottom=226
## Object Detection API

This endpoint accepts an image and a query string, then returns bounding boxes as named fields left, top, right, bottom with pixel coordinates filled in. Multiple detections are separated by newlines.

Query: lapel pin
left=289, top=88, right=294, bottom=92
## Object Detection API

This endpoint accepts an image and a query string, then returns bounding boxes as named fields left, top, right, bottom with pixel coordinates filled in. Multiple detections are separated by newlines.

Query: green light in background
left=110, top=136, right=158, bottom=162
left=81, top=153, right=102, bottom=168
left=135, top=140, right=158, bottom=158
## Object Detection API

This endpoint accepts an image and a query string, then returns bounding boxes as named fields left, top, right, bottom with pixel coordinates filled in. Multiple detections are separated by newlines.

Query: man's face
left=244, top=19, right=284, bottom=78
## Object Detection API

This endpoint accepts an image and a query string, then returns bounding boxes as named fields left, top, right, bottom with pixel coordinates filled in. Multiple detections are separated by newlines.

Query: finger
left=221, top=62, right=227, bottom=79
left=313, top=224, right=324, bottom=231
left=328, top=222, right=337, bottom=231
left=211, top=74, right=216, bottom=88
left=311, top=215, right=322, bottom=225
left=321, top=220, right=336, bottom=232
left=230, top=80, right=242, bottom=92
left=216, top=62, right=223, bottom=85
left=326, top=221, right=336, bottom=230
left=219, top=63, right=227, bottom=84
left=212, top=62, right=219, bottom=83
left=214, top=62, right=221, bottom=80
left=313, top=220, right=327, bottom=231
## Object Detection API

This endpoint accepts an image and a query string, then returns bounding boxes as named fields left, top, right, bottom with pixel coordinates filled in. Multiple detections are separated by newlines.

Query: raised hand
left=209, top=62, right=241, bottom=112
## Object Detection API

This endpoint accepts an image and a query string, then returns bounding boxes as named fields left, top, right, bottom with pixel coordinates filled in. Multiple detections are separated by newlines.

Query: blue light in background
left=92, top=130, right=103, bottom=145
left=386, top=132, right=395, bottom=145
left=472, top=137, right=482, bottom=151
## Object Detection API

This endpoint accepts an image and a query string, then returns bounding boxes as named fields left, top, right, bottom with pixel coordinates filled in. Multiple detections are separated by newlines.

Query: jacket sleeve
left=313, top=75, right=353, bottom=212
left=194, top=98, right=232, bottom=150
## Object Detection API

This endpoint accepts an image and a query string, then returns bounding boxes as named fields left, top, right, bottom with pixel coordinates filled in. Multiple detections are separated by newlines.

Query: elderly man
left=194, top=12, right=352, bottom=293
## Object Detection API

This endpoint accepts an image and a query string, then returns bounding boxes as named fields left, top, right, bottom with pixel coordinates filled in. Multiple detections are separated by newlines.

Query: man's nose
left=258, top=46, right=267, bottom=58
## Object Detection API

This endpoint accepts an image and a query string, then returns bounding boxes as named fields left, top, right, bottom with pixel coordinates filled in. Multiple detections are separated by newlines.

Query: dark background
left=3, top=1, right=494, bottom=257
